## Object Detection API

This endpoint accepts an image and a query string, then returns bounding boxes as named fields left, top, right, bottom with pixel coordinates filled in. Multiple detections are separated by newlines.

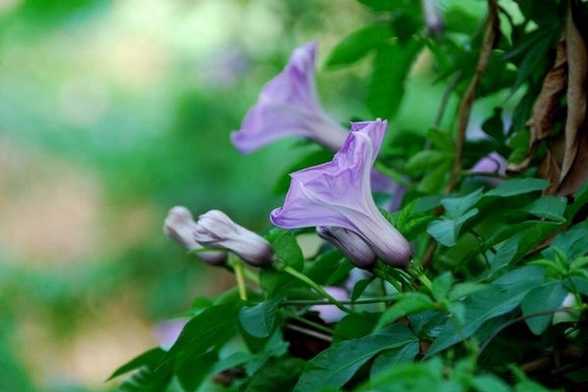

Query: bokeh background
left=0, top=0, right=490, bottom=390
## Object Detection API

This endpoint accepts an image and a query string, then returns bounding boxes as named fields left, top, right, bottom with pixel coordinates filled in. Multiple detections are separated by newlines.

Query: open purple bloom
left=231, top=42, right=347, bottom=153
left=271, top=120, right=412, bottom=267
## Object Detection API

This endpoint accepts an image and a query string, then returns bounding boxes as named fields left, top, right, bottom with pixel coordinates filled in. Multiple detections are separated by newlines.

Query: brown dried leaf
left=527, top=40, right=567, bottom=147
left=558, top=5, right=588, bottom=195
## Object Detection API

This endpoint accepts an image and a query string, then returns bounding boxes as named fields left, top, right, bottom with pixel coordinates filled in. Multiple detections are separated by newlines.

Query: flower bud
left=317, top=226, right=376, bottom=269
left=163, top=206, right=226, bottom=266
left=194, top=210, right=273, bottom=267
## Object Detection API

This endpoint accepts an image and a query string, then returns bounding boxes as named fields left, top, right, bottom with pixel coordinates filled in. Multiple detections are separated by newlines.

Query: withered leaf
left=558, top=5, right=588, bottom=195
left=527, top=40, right=567, bottom=147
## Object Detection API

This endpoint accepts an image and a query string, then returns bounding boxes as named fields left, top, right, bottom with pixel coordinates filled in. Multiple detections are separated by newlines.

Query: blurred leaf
left=368, top=41, right=422, bottom=119
left=333, top=312, right=380, bottom=342
left=326, top=23, right=393, bottom=68
left=442, top=188, right=483, bottom=219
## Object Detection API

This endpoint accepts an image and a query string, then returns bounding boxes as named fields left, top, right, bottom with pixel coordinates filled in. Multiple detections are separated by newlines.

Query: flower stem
left=232, top=259, right=248, bottom=301
left=282, top=266, right=352, bottom=313
left=288, top=313, right=334, bottom=335
left=282, top=296, right=398, bottom=306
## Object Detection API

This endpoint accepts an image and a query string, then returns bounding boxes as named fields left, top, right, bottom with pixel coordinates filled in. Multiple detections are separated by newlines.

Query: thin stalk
left=282, top=266, right=352, bottom=313
left=282, top=296, right=398, bottom=306
left=288, top=314, right=334, bottom=335
left=233, top=260, right=248, bottom=301
left=285, top=324, right=332, bottom=342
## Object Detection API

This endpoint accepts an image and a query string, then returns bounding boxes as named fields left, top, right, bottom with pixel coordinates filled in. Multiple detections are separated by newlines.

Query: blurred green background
left=0, top=0, right=488, bottom=390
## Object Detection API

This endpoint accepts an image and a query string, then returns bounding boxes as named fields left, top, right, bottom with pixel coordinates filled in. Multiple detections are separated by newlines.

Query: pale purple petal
left=271, top=120, right=412, bottom=267
left=154, top=319, right=187, bottom=350
left=311, top=287, right=349, bottom=324
left=231, top=42, right=347, bottom=153
left=470, top=152, right=507, bottom=176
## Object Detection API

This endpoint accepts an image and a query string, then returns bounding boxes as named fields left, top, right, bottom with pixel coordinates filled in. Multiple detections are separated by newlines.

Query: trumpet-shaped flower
left=271, top=120, right=412, bottom=267
left=194, top=210, right=273, bottom=267
left=164, top=207, right=227, bottom=265
left=231, top=42, right=347, bottom=153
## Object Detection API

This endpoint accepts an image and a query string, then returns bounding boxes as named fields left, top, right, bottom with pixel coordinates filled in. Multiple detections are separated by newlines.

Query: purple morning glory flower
left=231, top=42, right=347, bottom=153
left=270, top=120, right=412, bottom=267
left=164, top=206, right=227, bottom=266
left=470, top=152, right=507, bottom=176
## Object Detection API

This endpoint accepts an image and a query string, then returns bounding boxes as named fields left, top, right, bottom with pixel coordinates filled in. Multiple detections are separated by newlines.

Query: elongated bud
left=317, top=226, right=377, bottom=269
left=194, top=210, right=273, bottom=267
left=163, top=207, right=226, bottom=266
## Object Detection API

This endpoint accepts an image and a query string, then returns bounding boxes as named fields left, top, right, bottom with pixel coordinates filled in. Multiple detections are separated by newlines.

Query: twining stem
left=285, top=324, right=332, bottom=342
left=447, top=0, right=498, bottom=193
left=282, top=266, right=352, bottom=313
left=282, top=296, right=399, bottom=306
left=232, top=259, right=248, bottom=301
left=287, top=313, right=334, bottom=335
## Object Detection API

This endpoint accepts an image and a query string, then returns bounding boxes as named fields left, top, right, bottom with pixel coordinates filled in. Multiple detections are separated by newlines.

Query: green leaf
left=176, top=350, right=217, bottom=392
left=168, top=303, right=240, bottom=364
left=368, top=41, right=422, bottom=119
left=267, top=229, right=304, bottom=270
left=405, top=150, right=448, bottom=175
left=245, top=357, right=306, bottom=392
left=427, top=266, right=544, bottom=356
left=109, top=348, right=166, bottom=380
left=326, top=23, right=393, bottom=68
left=376, top=293, right=436, bottom=329
left=485, top=178, right=549, bottom=198
left=431, top=272, right=454, bottom=302
left=449, top=283, right=488, bottom=301
left=566, top=180, right=588, bottom=220
left=351, top=277, right=374, bottom=301
left=239, top=300, right=279, bottom=338
left=333, top=312, right=380, bottom=342
left=542, top=221, right=588, bottom=259
left=525, top=196, right=567, bottom=222
left=357, top=0, right=396, bottom=11
left=117, top=366, right=173, bottom=392
left=442, top=189, right=483, bottom=219
left=293, top=324, right=417, bottom=392
left=521, top=281, right=568, bottom=335
left=418, top=161, right=451, bottom=194
left=370, top=341, right=419, bottom=378
left=427, top=208, right=478, bottom=247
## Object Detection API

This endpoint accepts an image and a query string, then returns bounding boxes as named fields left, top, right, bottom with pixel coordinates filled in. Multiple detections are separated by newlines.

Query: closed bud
left=317, top=226, right=376, bottom=269
left=163, top=206, right=226, bottom=266
left=194, top=210, right=273, bottom=267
